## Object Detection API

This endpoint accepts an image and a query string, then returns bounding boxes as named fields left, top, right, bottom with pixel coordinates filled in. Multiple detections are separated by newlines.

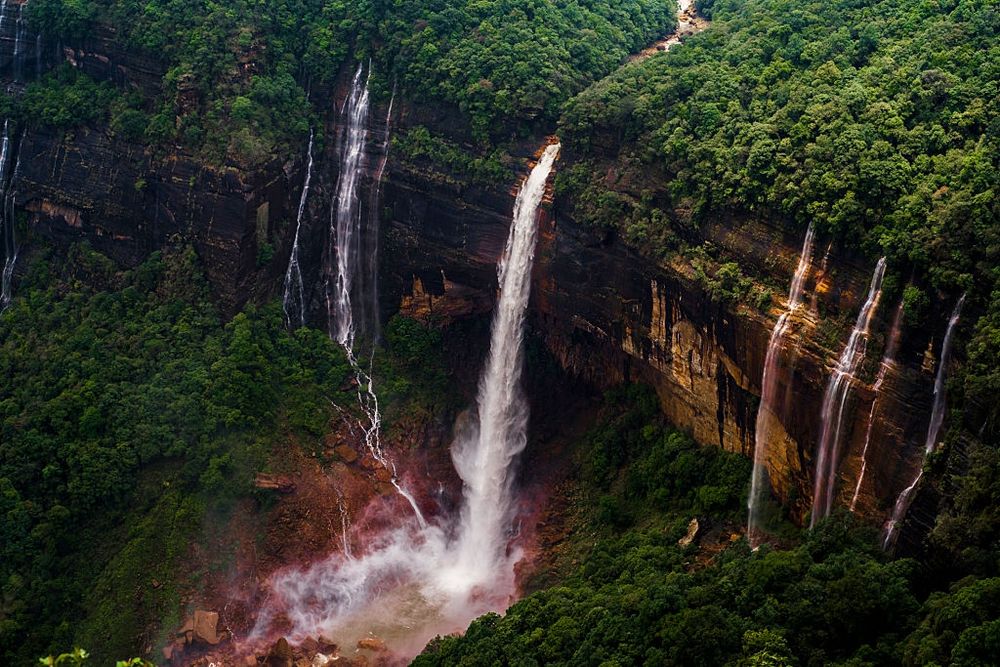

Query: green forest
left=21, top=0, right=674, bottom=163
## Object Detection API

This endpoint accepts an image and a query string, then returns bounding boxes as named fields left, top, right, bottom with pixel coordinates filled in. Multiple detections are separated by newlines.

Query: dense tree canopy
left=0, top=246, right=354, bottom=663
left=22, top=0, right=675, bottom=160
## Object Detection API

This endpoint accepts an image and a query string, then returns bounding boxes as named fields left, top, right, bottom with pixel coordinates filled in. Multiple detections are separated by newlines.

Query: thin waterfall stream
left=883, top=295, right=965, bottom=548
left=850, top=300, right=905, bottom=512
left=1, top=122, right=22, bottom=312
left=327, top=63, right=371, bottom=349
left=282, top=129, right=314, bottom=329
left=811, top=257, right=887, bottom=525
left=322, top=63, right=424, bottom=524
left=747, top=223, right=815, bottom=546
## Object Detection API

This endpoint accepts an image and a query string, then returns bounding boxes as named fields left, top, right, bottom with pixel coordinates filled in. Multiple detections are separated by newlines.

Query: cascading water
left=747, top=223, right=815, bottom=547
left=282, top=130, right=314, bottom=329
left=0, top=1, right=8, bottom=42
left=883, top=295, right=965, bottom=549
left=1, top=122, right=21, bottom=312
left=450, top=141, right=561, bottom=582
left=251, top=143, right=560, bottom=659
left=810, top=257, right=887, bottom=525
left=327, top=63, right=371, bottom=349
left=850, top=300, right=905, bottom=512
left=319, top=64, right=421, bottom=521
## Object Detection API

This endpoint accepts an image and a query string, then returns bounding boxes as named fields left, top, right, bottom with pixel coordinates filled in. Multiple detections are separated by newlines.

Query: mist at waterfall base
left=251, top=144, right=561, bottom=659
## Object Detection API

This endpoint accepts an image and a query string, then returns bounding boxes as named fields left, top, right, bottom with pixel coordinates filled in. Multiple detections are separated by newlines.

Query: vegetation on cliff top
left=559, top=0, right=997, bottom=300
left=557, top=0, right=1000, bottom=441
left=23, top=0, right=675, bottom=163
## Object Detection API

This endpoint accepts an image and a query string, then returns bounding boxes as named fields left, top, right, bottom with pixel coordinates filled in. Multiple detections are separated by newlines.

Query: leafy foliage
left=24, top=0, right=675, bottom=157
left=0, top=245, right=351, bottom=664
left=560, top=0, right=998, bottom=299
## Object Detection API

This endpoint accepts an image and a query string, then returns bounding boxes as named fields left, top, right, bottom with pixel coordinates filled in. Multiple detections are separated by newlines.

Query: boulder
left=678, top=518, right=700, bottom=547
left=265, top=637, right=295, bottom=667
left=192, top=610, right=220, bottom=645
left=255, top=473, right=296, bottom=493
left=334, top=444, right=358, bottom=464
left=357, top=636, right=387, bottom=652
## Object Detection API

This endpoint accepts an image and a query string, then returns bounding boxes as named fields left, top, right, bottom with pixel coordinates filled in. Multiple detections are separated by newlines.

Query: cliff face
left=378, top=105, right=950, bottom=530
left=3, top=35, right=954, bottom=535
left=16, top=127, right=296, bottom=311
left=2, top=5, right=308, bottom=314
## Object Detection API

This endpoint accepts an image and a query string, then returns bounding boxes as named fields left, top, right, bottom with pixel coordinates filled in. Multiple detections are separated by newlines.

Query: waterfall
left=810, top=258, right=887, bottom=525
left=327, top=63, right=371, bottom=349
left=13, top=2, right=25, bottom=81
left=336, top=493, right=353, bottom=560
left=282, top=130, right=314, bottom=329
left=323, top=65, right=422, bottom=523
left=1, top=122, right=21, bottom=312
left=747, top=223, right=815, bottom=547
left=883, top=295, right=965, bottom=548
left=450, top=142, right=560, bottom=583
left=850, top=300, right=905, bottom=512
left=253, top=144, right=560, bottom=657
left=0, top=1, right=8, bottom=44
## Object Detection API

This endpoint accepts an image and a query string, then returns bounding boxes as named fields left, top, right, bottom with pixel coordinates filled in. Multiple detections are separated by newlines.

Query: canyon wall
left=379, top=105, right=951, bottom=530
left=2, top=32, right=957, bottom=536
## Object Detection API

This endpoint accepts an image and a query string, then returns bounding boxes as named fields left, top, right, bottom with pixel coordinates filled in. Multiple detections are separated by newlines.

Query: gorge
left=0, top=0, right=997, bottom=665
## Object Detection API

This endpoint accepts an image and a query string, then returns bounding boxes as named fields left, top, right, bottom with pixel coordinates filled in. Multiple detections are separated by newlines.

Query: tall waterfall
left=850, top=300, right=905, bottom=512
left=1, top=122, right=21, bottom=312
left=451, top=141, right=560, bottom=583
left=327, top=63, right=372, bottom=349
left=810, top=257, right=887, bottom=525
left=282, top=130, right=314, bottom=329
left=747, top=223, right=815, bottom=546
left=883, top=295, right=965, bottom=548
left=253, top=144, right=560, bottom=658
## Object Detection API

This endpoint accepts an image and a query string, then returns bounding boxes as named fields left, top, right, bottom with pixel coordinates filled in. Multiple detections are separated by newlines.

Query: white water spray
left=282, top=130, right=314, bottom=329
left=327, top=63, right=371, bottom=349
left=747, top=223, right=815, bottom=546
left=883, top=295, right=965, bottom=549
left=850, top=300, right=905, bottom=512
left=450, top=142, right=560, bottom=582
left=252, top=144, right=560, bottom=659
left=810, top=257, right=887, bottom=525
